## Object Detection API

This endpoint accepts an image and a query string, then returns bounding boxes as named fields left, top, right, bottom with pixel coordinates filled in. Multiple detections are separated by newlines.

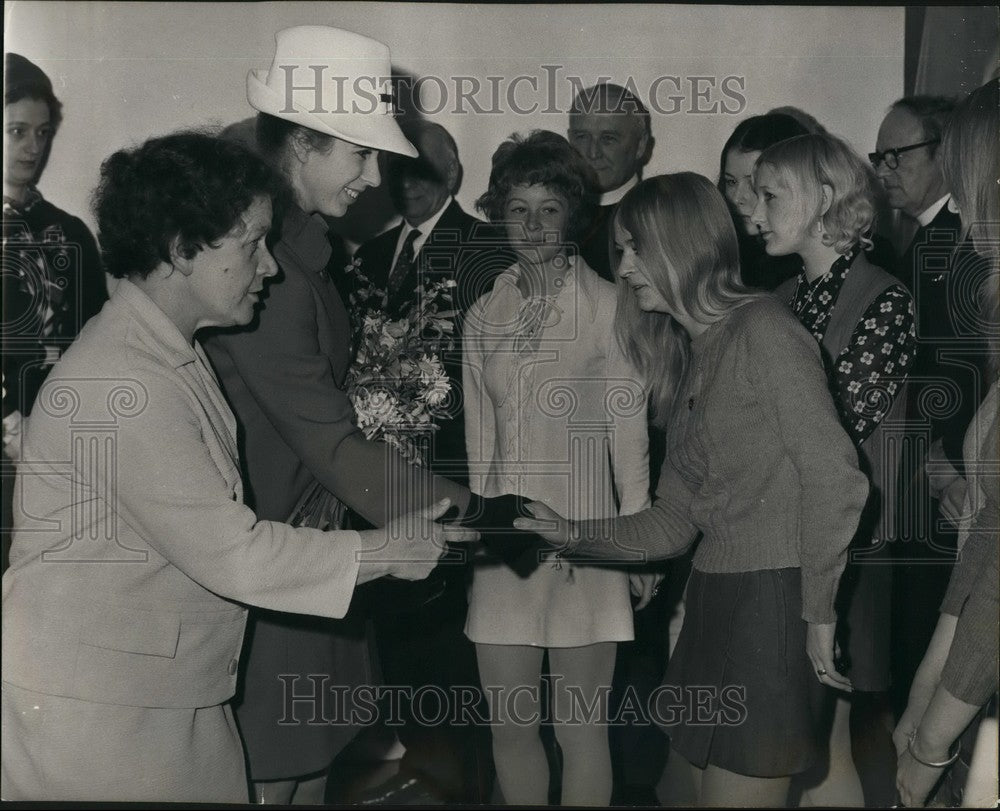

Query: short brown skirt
left=654, top=567, right=825, bottom=777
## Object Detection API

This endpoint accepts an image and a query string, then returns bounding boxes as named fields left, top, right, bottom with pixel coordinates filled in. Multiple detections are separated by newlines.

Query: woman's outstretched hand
left=358, top=498, right=478, bottom=583
left=513, top=501, right=577, bottom=553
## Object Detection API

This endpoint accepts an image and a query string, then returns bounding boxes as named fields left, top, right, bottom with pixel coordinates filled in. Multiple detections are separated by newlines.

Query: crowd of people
left=1, top=23, right=996, bottom=808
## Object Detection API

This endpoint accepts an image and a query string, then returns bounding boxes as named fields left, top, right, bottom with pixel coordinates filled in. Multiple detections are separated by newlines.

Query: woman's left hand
left=629, top=572, right=664, bottom=611
left=896, top=735, right=954, bottom=808
left=938, top=478, right=968, bottom=525
left=806, top=621, right=852, bottom=692
left=513, top=501, right=577, bottom=552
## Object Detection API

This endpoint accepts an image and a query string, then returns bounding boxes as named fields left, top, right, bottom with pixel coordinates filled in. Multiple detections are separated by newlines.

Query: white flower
left=363, top=313, right=384, bottom=333
left=861, top=352, right=874, bottom=365
left=355, top=389, right=401, bottom=431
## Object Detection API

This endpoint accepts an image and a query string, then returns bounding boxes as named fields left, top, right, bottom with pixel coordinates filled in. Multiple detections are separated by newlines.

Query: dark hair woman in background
left=718, top=113, right=808, bottom=290
left=2, top=53, right=107, bottom=569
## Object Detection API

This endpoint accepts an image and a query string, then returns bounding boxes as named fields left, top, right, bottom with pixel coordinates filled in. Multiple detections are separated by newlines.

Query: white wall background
left=5, top=2, right=904, bottom=240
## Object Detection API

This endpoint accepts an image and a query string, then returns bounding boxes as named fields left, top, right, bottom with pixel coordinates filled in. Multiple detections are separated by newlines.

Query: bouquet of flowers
left=343, top=258, right=458, bottom=465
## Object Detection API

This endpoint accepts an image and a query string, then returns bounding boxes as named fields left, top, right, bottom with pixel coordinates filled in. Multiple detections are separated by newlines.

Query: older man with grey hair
left=567, top=82, right=653, bottom=283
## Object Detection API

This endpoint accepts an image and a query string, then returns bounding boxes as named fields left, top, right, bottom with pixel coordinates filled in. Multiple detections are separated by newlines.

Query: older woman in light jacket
left=0, top=131, right=472, bottom=803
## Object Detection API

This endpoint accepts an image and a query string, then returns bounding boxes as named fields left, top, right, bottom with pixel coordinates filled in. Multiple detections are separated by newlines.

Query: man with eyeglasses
left=873, top=95, right=990, bottom=720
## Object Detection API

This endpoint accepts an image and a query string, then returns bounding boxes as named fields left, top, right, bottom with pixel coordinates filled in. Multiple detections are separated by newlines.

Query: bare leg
left=548, top=643, right=617, bottom=806
left=963, top=717, right=998, bottom=808
left=476, top=643, right=547, bottom=806
left=796, top=695, right=864, bottom=807
left=700, top=764, right=791, bottom=808
left=655, top=745, right=700, bottom=807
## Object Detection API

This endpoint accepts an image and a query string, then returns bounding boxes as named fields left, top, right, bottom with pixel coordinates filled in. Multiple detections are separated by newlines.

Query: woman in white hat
left=203, top=26, right=532, bottom=803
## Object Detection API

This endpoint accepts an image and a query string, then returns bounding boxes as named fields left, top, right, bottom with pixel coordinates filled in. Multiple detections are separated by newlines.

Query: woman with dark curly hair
left=463, top=130, right=654, bottom=805
left=751, top=132, right=917, bottom=806
left=0, top=130, right=474, bottom=802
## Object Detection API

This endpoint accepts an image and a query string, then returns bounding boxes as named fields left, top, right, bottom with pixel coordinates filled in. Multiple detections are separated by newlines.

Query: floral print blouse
left=789, top=247, right=917, bottom=444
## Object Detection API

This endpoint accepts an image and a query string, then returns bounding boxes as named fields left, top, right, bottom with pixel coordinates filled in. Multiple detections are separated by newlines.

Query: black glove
left=459, top=493, right=544, bottom=578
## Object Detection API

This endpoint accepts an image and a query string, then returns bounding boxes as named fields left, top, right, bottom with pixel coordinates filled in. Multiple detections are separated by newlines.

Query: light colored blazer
left=463, top=258, right=650, bottom=522
left=2, top=279, right=363, bottom=710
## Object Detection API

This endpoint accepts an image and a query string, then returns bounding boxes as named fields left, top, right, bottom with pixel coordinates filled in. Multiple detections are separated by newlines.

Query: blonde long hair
left=941, top=78, right=1000, bottom=377
left=613, top=173, right=759, bottom=426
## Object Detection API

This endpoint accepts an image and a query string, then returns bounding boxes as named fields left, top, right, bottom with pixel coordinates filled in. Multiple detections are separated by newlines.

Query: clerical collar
left=917, top=194, right=951, bottom=227
left=598, top=175, right=639, bottom=207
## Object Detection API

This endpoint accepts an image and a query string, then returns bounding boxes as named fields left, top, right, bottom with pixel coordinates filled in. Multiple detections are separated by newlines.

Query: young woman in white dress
left=463, top=130, right=656, bottom=805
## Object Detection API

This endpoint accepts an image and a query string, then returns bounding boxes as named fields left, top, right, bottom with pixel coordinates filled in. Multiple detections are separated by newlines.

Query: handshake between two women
left=360, top=494, right=572, bottom=583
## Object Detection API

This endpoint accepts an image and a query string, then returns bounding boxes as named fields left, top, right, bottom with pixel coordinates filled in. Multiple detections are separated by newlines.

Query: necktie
left=387, top=228, right=420, bottom=293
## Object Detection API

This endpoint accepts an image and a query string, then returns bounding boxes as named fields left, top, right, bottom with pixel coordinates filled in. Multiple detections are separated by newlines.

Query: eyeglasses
left=868, top=139, right=939, bottom=171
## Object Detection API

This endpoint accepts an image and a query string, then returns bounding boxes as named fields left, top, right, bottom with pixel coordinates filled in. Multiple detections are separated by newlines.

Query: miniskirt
left=654, top=567, right=825, bottom=777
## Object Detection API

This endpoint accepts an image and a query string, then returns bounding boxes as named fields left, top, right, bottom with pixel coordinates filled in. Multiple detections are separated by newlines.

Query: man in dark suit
left=347, top=120, right=510, bottom=792
left=567, top=82, right=653, bottom=283
left=350, top=119, right=510, bottom=487
left=873, top=95, right=989, bottom=713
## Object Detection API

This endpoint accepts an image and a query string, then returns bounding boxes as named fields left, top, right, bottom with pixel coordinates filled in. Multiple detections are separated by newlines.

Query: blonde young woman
left=518, top=172, right=868, bottom=807
left=751, top=133, right=917, bottom=807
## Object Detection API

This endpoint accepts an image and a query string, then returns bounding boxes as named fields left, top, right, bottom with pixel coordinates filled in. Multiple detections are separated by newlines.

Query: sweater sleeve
left=573, top=454, right=699, bottom=563
left=744, top=305, right=870, bottom=623
left=939, top=504, right=999, bottom=705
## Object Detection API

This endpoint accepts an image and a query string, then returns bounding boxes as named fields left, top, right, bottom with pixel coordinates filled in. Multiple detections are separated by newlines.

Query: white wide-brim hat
left=247, top=25, right=417, bottom=158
